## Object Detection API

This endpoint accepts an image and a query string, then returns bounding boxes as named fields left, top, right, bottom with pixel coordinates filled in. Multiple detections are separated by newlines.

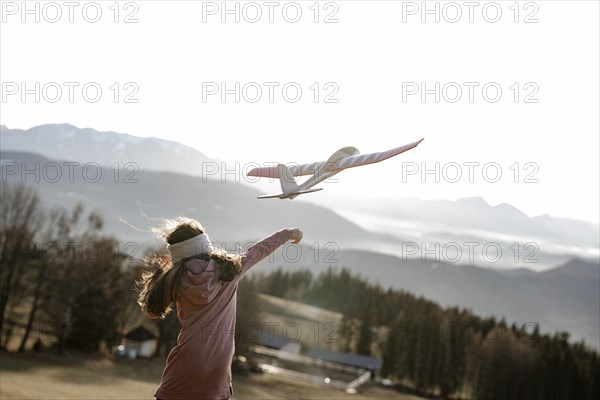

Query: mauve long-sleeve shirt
left=154, top=229, right=293, bottom=400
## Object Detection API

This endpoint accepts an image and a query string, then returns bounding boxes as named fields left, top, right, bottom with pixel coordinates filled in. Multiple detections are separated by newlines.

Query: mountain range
left=334, top=195, right=599, bottom=259
left=0, top=123, right=213, bottom=177
left=3, top=124, right=598, bottom=270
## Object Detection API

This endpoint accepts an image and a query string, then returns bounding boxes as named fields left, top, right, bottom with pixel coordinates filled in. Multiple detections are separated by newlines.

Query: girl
left=136, top=218, right=302, bottom=400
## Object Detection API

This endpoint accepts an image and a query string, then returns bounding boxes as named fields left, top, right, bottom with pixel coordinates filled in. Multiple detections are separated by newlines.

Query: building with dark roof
left=307, top=347, right=383, bottom=377
left=122, top=326, right=157, bottom=358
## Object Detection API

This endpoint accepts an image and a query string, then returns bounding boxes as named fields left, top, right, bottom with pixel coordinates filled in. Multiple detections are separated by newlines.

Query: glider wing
left=247, top=161, right=325, bottom=179
left=321, top=138, right=424, bottom=173
left=247, top=139, right=424, bottom=178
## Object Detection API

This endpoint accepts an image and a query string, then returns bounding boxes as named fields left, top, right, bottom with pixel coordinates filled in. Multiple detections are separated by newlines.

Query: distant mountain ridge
left=2, top=123, right=598, bottom=270
left=0, top=123, right=214, bottom=177
left=334, top=196, right=599, bottom=265
left=346, top=196, right=599, bottom=248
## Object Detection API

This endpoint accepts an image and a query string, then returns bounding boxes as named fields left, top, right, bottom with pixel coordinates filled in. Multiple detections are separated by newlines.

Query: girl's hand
left=288, top=228, right=303, bottom=244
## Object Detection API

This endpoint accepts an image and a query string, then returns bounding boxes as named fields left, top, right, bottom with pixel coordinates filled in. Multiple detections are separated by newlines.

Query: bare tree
left=17, top=207, right=74, bottom=352
left=0, top=184, right=43, bottom=346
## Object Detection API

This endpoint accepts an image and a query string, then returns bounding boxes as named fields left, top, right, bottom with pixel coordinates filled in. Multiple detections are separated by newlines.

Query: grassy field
left=0, top=351, right=425, bottom=400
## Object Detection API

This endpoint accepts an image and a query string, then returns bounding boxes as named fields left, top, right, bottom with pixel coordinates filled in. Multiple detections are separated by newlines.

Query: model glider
left=248, top=138, right=424, bottom=199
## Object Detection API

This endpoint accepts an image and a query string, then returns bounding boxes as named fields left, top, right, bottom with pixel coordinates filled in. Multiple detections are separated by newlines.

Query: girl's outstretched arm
left=239, top=228, right=303, bottom=276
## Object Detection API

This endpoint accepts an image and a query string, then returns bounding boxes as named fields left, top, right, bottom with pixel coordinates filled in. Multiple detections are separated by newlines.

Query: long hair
left=135, top=218, right=242, bottom=319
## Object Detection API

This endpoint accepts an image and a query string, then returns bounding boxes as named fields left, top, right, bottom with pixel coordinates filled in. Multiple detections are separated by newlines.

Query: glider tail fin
left=277, top=163, right=299, bottom=194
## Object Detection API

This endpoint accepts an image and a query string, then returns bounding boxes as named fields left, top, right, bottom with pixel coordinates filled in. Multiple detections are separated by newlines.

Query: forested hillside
left=243, top=268, right=600, bottom=400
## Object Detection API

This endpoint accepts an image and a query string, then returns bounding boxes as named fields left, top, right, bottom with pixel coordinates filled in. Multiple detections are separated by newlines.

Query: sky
left=1, top=0, right=599, bottom=223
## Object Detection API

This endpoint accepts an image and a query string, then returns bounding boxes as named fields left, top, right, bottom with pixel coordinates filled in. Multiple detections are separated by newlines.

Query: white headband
left=168, top=233, right=214, bottom=263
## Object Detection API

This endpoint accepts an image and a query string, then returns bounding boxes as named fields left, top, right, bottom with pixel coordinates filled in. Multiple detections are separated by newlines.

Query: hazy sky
left=1, top=1, right=599, bottom=223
